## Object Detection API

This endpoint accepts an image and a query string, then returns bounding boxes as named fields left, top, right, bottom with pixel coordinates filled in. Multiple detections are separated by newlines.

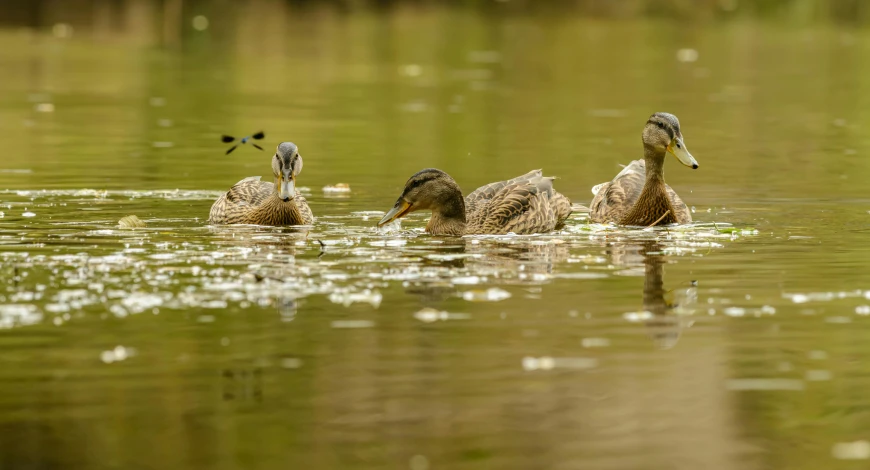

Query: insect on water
left=221, top=131, right=266, bottom=155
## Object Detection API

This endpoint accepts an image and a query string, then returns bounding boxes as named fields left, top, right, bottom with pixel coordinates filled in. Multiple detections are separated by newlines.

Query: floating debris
left=807, top=350, right=828, bottom=360
left=581, top=338, right=611, bottom=348
left=783, top=290, right=866, bottom=304
left=120, top=293, right=167, bottom=314
left=832, top=441, right=870, bottom=460
left=450, top=276, right=483, bottom=285
left=676, top=48, right=699, bottom=63
left=34, top=103, right=55, bottom=113
left=280, top=358, right=303, bottom=369
left=368, top=239, right=406, bottom=247
left=118, top=215, right=146, bottom=228
left=805, top=370, right=832, bottom=381
left=461, top=287, right=511, bottom=302
left=398, top=64, right=422, bottom=77
left=522, top=356, right=598, bottom=371
left=0, top=304, right=43, bottom=329
left=723, top=307, right=746, bottom=317
left=322, top=183, right=351, bottom=194
left=22, top=211, right=36, bottom=218
left=1, top=188, right=219, bottom=201
left=413, top=307, right=471, bottom=323
left=623, top=311, right=653, bottom=322
left=331, top=320, right=375, bottom=329
left=74, top=189, right=109, bottom=198
left=523, top=356, right=554, bottom=371
left=552, top=272, right=608, bottom=280
left=328, top=289, right=382, bottom=308
left=100, top=345, right=136, bottom=364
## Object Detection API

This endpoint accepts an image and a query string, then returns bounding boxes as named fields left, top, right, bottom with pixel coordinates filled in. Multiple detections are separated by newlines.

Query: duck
left=208, top=142, right=314, bottom=226
left=590, top=112, right=698, bottom=226
left=377, top=169, right=572, bottom=235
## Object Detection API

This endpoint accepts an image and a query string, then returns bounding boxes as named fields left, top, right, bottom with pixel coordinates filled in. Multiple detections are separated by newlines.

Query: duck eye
left=656, top=122, right=665, bottom=129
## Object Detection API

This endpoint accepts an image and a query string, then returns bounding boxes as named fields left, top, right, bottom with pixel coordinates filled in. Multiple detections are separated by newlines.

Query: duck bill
left=668, top=137, right=699, bottom=169
left=280, top=177, right=296, bottom=201
left=378, top=199, right=413, bottom=226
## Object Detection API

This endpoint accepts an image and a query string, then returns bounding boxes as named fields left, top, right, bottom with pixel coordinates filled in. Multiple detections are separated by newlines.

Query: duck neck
left=643, top=145, right=667, bottom=185
left=250, top=177, right=304, bottom=225
left=620, top=146, right=676, bottom=226
left=426, top=189, right=467, bottom=236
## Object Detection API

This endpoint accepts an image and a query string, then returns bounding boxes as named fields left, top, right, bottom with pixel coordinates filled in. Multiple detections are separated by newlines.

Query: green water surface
left=2, top=3, right=870, bottom=469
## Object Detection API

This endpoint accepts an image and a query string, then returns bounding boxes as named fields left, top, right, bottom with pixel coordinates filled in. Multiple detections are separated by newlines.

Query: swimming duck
left=208, top=142, right=314, bottom=226
left=590, top=112, right=698, bottom=226
left=378, top=169, right=572, bottom=235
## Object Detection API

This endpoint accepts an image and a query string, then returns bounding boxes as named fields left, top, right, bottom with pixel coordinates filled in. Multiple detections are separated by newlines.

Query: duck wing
left=664, top=183, right=691, bottom=224
left=469, top=176, right=566, bottom=235
left=589, top=160, right=645, bottom=224
left=295, top=194, right=315, bottom=225
left=465, top=169, right=543, bottom=220
left=550, top=189, right=573, bottom=226
left=208, top=176, right=272, bottom=224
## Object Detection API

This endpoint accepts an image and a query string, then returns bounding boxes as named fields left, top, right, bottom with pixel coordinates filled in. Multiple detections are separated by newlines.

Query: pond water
left=2, top=3, right=870, bottom=469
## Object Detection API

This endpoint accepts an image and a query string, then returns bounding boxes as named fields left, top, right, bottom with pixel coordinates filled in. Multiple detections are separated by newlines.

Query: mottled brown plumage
left=378, top=169, right=572, bottom=236
left=208, top=142, right=314, bottom=226
left=590, top=112, right=698, bottom=226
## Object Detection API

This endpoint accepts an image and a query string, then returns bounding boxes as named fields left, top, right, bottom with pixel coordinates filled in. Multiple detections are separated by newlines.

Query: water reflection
left=4, top=1, right=870, bottom=468
left=277, top=296, right=297, bottom=321
left=221, top=367, right=263, bottom=402
left=608, top=239, right=697, bottom=349
left=640, top=241, right=696, bottom=349
left=467, top=239, right=571, bottom=278
left=399, top=237, right=571, bottom=301
left=404, top=280, right=457, bottom=302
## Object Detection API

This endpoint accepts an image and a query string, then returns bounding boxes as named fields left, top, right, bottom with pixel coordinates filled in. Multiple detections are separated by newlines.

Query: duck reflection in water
left=609, top=240, right=697, bottom=349
left=401, top=238, right=571, bottom=301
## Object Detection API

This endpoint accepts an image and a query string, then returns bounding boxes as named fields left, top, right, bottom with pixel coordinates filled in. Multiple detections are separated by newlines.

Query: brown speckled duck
left=590, top=112, right=698, bottom=226
left=208, top=142, right=314, bottom=226
left=377, top=169, right=572, bottom=235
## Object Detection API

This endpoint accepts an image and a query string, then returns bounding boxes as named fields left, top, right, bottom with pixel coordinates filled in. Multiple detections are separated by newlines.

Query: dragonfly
left=221, top=131, right=265, bottom=155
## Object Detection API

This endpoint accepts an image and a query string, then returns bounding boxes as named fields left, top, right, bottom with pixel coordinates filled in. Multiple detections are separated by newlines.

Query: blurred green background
left=2, top=1, right=870, bottom=470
